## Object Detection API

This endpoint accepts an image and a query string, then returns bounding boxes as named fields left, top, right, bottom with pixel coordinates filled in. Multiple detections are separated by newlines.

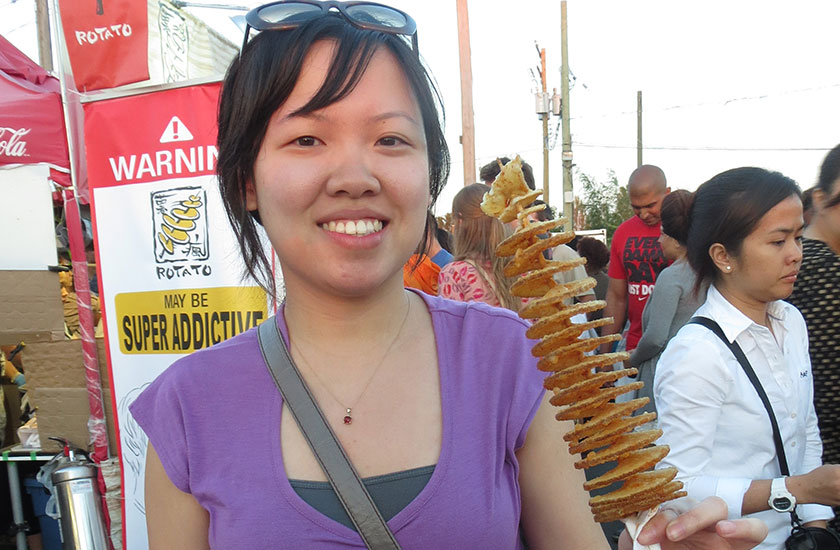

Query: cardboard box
left=25, top=339, right=110, bottom=389
left=0, top=270, right=65, bottom=345
left=24, top=339, right=118, bottom=456
left=34, top=387, right=116, bottom=456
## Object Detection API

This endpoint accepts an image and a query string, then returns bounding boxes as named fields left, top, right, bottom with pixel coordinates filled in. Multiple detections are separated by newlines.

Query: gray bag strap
left=257, top=317, right=401, bottom=550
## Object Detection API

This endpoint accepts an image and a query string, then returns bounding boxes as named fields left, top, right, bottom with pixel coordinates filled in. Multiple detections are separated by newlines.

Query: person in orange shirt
left=404, top=212, right=453, bottom=295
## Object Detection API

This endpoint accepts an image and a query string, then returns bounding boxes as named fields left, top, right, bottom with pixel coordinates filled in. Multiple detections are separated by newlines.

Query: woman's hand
left=790, top=464, right=840, bottom=507
left=618, top=497, right=768, bottom=550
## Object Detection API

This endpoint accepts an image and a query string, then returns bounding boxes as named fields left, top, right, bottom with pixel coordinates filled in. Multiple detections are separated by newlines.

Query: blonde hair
left=451, top=184, right=519, bottom=311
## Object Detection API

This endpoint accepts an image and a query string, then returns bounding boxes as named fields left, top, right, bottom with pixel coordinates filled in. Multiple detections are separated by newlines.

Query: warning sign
left=159, top=116, right=194, bottom=143
left=115, top=286, right=267, bottom=354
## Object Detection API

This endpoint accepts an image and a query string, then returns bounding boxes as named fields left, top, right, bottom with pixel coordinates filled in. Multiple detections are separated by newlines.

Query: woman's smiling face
left=246, top=40, right=430, bottom=298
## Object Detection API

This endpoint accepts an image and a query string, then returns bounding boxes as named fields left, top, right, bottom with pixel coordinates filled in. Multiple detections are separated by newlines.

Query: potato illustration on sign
left=152, top=188, right=208, bottom=262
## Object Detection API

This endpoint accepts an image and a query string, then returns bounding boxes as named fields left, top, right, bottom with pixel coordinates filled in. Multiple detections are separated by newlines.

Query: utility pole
left=560, top=1, right=572, bottom=224
left=36, top=0, right=53, bottom=71
left=637, top=90, right=643, bottom=167
left=540, top=47, right=549, bottom=205
left=455, top=0, right=476, bottom=185
left=534, top=45, right=560, bottom=214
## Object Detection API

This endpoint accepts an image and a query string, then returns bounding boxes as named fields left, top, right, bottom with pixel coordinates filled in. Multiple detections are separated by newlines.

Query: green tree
left=576, top=170, right=631, bottom=242
left=615, top=185, right=633, bottom=224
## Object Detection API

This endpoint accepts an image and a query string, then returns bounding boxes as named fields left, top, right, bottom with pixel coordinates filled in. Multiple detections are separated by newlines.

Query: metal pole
left=637, top=90, right=643, bottom=167
left=456, top=0, right=476, bottom=185
left=560, top=1, right=572, bottom=224
left=7, top=462, right=26, bottom=550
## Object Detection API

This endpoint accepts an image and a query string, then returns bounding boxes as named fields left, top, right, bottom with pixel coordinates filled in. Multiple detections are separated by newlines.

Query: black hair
left=660, top=189, right=694, bottom=245
left=521, top=162, right=536, bottom=190
left=802, top=187, right=815, bottom=212
left=217, top=14, right=449, bottom=298
left=531, top=199, right=553, bottom=221
left=576, top=237, right=609, bottom=273
left=817, top=144, right=840, bottom=209
left=686, top=167, right=800, bottom=295
left=435, top=225, right=452, bottom=253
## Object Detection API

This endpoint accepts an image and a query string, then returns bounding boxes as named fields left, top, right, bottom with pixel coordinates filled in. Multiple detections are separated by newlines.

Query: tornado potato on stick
left=481, top=156, right=686, bottom=523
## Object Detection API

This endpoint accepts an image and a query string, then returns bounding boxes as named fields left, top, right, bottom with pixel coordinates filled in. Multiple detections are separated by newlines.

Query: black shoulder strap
left=257, top=316, right=401, bottom=550
left=687, top=316, right=790, bottom=475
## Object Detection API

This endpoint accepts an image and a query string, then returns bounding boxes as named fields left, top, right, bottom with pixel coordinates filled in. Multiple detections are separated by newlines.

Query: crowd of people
left=127, top=1, right=839, bottom=548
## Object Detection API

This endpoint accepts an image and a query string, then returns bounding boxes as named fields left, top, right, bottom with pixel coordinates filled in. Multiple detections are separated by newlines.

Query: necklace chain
left=291, top=294, right=411, bottom=426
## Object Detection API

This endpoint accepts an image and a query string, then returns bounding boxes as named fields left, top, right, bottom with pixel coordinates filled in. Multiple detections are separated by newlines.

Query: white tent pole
left=48, top=0, right=78, bottom=190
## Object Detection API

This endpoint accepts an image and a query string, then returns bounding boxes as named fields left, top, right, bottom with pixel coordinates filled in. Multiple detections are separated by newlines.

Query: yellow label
left=115, top=287, right=268, bottom=354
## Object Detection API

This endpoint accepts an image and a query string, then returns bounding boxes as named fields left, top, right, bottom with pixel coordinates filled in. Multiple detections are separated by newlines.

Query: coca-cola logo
left=0, top=128, right=29, bottom=158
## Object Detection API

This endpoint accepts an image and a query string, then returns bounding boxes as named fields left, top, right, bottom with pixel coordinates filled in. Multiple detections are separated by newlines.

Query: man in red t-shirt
left=599, top=165, right=670, bottom=354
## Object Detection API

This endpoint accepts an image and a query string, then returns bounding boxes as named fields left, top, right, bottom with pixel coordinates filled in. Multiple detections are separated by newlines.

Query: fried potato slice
left=534, top=333, right=620, bottom=361
left=499, top=190, right=545, bottom=223
left=496, top=220, right=569, bottom=256
left=583, top=446, right=671, bottom=491
left=568, top=413, right=657, bottom=454
left=575, top=429, right=663, bottom=469
left=505, top=248, right=585, bottom=278
left=511, top=201, right=547, bottom=224
left=479, top=156, right=531, bottom=218
left=543, top=352, right=629, bottom=385
left=519, top=292, right=602, bottom=319
left=547, top=369, right=638, bottom=406
left=589, top=468, right=678, bottom=508
left=511, top=258, right=586, bottom=298
left=563, top=399, right=651, bottom=443
left=592, top=480, right=683, bottom=512
left=553, top=382, right=643, bottom=418
left=593, top=486, right=687, bottom=523
left=526, top=316, right=612, bottom=340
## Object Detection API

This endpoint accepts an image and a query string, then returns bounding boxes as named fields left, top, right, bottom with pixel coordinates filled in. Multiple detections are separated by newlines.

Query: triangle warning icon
left=160, top=116, right=194, bottom=143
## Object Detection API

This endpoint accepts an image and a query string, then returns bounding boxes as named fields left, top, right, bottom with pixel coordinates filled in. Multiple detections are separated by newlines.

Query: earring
left=725, top=266, right=731, bottom=272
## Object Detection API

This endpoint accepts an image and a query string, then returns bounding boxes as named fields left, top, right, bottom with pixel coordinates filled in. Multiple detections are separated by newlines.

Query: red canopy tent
left=0, top=34, right=73, bottom=189
left=0, top=34, right=108, bottom=467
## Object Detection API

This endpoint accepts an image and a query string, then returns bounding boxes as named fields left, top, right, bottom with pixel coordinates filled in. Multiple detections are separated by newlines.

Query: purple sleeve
left=129, top=363, right=192, bottom=493
left=498, top=315, right=546, bottom=452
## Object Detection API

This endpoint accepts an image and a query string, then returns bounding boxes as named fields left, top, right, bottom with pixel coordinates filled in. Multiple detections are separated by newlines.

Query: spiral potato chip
left=593, top=485, right=687, bottom=523
left=480, top=156, right=684, bottom=523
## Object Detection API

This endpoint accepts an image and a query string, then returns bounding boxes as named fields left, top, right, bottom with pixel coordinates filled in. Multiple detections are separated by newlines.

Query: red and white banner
left=85, top=82, right=269, bottom=549
left=59, top=0, right=149, bottom=91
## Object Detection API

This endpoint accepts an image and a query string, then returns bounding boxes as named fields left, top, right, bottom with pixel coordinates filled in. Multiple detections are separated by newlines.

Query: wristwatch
left=768, top=477, right=796, bottom=513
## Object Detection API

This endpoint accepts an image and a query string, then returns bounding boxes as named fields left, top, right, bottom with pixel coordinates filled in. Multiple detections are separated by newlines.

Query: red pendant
left=343, top=408, right=352, bottom=425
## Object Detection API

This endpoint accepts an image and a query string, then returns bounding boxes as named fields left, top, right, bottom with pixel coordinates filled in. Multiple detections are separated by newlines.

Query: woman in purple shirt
left=131, top=2, right=768, bottom=548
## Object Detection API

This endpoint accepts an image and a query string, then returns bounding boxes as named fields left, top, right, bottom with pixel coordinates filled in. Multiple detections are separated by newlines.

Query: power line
left=574, top=143, right=833, bottom=152
left=571, top=83, right=840, bottom=121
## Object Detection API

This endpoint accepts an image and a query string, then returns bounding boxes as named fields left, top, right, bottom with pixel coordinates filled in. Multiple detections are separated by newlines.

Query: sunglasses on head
left=241, top=0, right=419, bottom=55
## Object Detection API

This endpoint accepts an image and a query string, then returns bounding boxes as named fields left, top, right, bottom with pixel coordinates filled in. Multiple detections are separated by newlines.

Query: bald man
left=599, top=165, right=671, bottom=355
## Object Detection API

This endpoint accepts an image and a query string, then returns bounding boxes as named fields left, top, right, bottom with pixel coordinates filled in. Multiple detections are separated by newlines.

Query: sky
left=3, top=0, right=839, bottom=218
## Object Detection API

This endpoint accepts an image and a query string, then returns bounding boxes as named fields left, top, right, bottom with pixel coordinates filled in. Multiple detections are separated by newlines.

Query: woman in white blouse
left=654, top=167, right=840, bottom=549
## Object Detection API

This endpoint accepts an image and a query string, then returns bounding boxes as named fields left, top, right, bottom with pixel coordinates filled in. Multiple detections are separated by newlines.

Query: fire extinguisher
left=49, top=438, right=109, bottom=550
